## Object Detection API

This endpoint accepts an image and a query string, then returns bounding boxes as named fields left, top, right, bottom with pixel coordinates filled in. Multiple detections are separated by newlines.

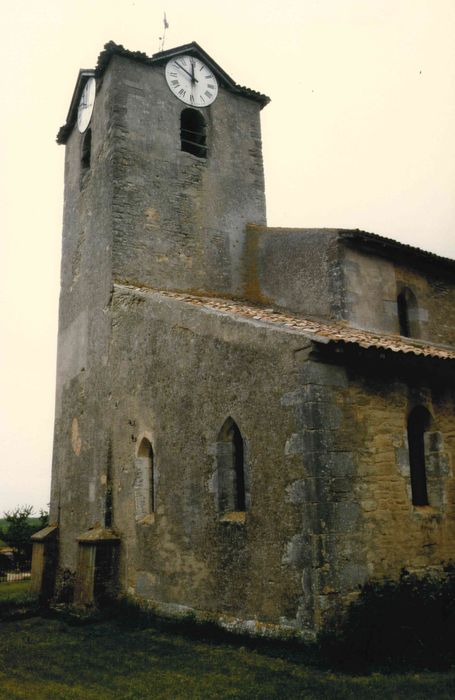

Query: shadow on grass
left=3, top=567, right=455, bottom=679
left=109, top=597, right=317, bottom=664
left=2, top=614, right=455, bottom=700
left=106, top=567, right=455, bottom=674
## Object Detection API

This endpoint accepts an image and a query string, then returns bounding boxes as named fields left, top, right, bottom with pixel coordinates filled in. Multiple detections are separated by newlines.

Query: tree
left=0, top=505, right=47, bottom=570
left=38, top=509, right=49, bottom=529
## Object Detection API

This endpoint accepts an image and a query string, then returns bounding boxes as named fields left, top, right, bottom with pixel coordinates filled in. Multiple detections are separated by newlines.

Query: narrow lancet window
left=397, top=287, right=418, bottom=337
left=216, top=417, right=246, bottom=513
left=81, top=127, right=92, bottom=172
left=105, top=439, right=113, bottom=528
left=407, top=406, right=431, bottom=506
left=180, top=108, right=207, bottom=158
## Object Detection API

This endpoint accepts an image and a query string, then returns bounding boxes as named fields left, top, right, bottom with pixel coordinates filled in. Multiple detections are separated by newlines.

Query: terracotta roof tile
left=115, top=284, right=455, bottom=361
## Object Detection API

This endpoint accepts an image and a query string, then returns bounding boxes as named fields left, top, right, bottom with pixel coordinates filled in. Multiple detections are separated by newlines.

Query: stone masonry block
left=298, top=401, right=342, bottom=430
left=301, top=362, right=347, bottom=388
left=285, top=479, right=306, bottom=505
left=303, top=429, right=339, bottom=454
left=320, top=452, right=356, bottom=478
left=281, top=388, right=306, bottom=407
left=282, top=533, right=313, bottom=568
left=313, top=501, right=361, bottom=534
left=303, top=385, right=335, bottom=404
left=427, top=452, right=451, bottom=477
left=285, top=433, right=305, bottom=456
left=395, top=446, right=410, bottom=476
left=303, top=450, right=356, bottom=479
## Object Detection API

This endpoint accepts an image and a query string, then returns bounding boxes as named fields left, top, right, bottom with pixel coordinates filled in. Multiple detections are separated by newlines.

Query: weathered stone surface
left=48, top=43, right=455, bottom=635
left=301, top=362, right=348, bottom=388
left=342, top=245, right=455, bottom=343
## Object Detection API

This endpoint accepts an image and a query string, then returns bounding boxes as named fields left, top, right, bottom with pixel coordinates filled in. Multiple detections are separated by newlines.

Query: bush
left=319, top=565, right=455, bottom=670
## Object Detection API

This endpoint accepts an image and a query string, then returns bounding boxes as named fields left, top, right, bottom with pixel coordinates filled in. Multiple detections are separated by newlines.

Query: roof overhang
left=57, top=69, right=95, bottom=145
left=31, top=523, right=58, bottom=542
left=77, top=525, right=120, bottom=544
left=338, top=229, right=455, bottom=273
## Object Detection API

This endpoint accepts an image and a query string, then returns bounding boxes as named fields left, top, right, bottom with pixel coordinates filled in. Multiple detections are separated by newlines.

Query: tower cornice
left=57, top=40, right=270, bottom=144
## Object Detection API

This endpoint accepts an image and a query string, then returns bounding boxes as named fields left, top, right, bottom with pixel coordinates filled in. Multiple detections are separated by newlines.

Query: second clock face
left=165, top=56, right=218, bottom=107
left=77, top=77, right=96, bottom=133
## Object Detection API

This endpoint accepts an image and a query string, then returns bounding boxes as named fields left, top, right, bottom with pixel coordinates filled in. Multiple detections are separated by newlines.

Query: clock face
left=77, top=77, right=96, bottom=133
left=165, top=56, right=218, bottom=107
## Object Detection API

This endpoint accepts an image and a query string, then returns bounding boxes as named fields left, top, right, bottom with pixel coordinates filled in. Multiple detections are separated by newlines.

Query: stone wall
left=108, top=286, right=312, bottom=632
left=50, top=269, right=455, bottom=631
left=241, top=227, right=342, bottom=318
left=288, top=349, right=455, bottom=627
left=51, top=65, right=118, bottom=563
left=101, top=288, right=455, bottom=633
left=342, top=246, right=455, bottom=343
left=107, top=55, right=266, bottom=299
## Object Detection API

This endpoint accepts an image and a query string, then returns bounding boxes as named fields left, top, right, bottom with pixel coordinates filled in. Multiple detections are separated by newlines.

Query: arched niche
left=134, top=437, right=155, bottom=520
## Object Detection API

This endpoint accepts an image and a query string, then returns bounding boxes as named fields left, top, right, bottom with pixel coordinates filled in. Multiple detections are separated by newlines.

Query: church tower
left=57, top=42, right=269, bottom=298
left=50, top=41, right=269, bottom=592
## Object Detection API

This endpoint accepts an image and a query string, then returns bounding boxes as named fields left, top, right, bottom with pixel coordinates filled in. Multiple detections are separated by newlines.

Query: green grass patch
left=0, top=580, right=38, bottom=618
left=0, top=615, right=454, bottom=699
left=0, top=580, right=32, bottom=602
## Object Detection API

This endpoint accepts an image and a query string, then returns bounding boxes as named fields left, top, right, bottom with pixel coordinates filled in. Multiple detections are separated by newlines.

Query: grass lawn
left=0, top=580, right=35, bottom=606
left=0, top=612, right=454, bottom=699
left=0, top=580, right=38, bottom=622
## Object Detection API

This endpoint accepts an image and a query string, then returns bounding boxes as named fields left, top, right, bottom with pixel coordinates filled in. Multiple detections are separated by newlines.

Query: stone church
left=32, top=41, right=455, bottom=638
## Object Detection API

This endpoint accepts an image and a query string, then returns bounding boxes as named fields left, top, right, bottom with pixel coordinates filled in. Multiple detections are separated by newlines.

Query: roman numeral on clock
left=166, top=55, right=218, bottom=105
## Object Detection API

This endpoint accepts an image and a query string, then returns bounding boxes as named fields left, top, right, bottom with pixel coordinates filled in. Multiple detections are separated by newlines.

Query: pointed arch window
left=135, top=438, right=155, bottom=520
left=397, top=287, right=418, bottom=337
left=180, top=108, right=207, bottom=158
left=81, top=127, right=92, bottom=171
left=216, top=417, right=247, bottom=514
left=407, top=406, right=431, bottom=506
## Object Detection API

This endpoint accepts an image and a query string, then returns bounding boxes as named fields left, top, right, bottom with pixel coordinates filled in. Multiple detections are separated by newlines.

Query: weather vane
left=158, top=12, right=169, bottom=52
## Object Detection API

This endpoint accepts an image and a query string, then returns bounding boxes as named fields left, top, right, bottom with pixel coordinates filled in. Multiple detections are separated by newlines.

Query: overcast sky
left=1, top=0, right=454, bottom=514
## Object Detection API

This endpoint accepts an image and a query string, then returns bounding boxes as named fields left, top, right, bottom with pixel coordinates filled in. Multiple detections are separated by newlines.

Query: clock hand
left=175, top=61, right=198, bottom=83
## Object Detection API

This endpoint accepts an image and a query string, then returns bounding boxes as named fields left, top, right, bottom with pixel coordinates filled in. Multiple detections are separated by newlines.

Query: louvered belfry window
left=180, top=108, right=207, bottom=158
